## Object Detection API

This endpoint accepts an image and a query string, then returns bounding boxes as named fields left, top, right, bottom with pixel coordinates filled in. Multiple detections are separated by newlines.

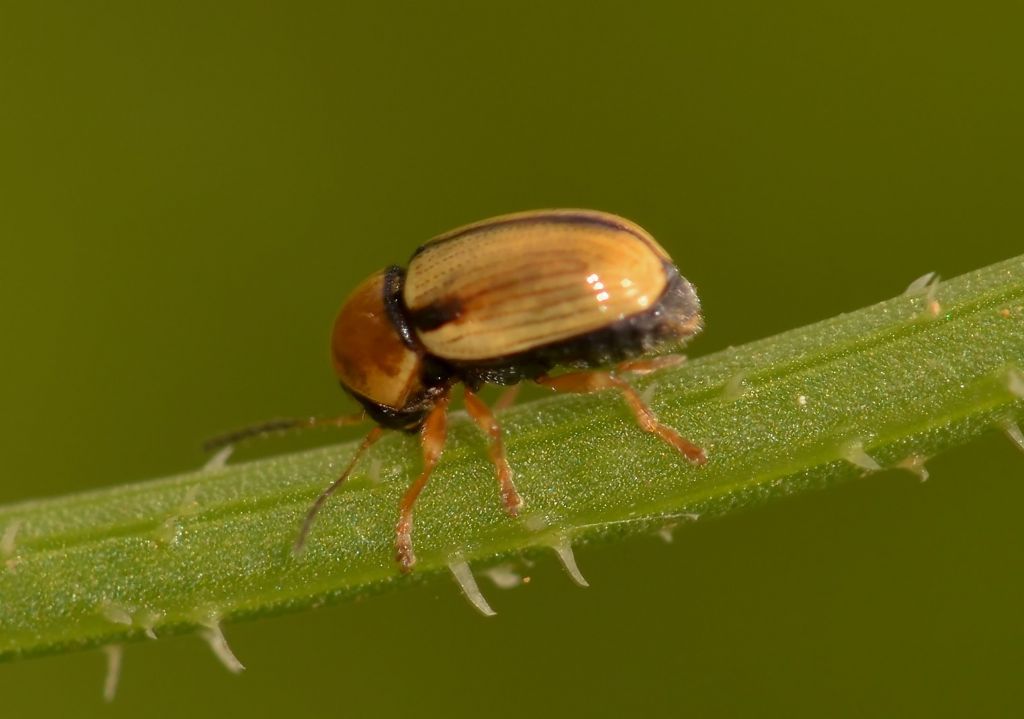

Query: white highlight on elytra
left=552, top=538, right=589, bottom=587
left=587, top=273, right=610, bottom=303
left=203, top=445, right=234, bottom=471
left=199, top=619, right=245, bottom=673
left=897, top=454, right=930, bottom=482
left=841, top=441, right=882, bottom=472
left=1002, top=420, right=1024, bottom=454
left=484, top=563, right=524, bottom=589
left=102, top=644, right=124, bottom=702
left=1, top=520, right=21, bottom=558
left=448, top=556, right=496, bottom=616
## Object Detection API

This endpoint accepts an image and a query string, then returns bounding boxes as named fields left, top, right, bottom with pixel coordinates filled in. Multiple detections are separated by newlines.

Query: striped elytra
left=403, top=209, right=677, bottom=362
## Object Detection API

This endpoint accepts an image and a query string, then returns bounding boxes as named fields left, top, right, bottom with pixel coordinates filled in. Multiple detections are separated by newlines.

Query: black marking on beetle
left=411, top=210, right=649, bottom=259
left=343, top=382, right=439, bottom=432
left=408, top=296, right=465, bottom=330
left=382, top=265, right=418, bottom=350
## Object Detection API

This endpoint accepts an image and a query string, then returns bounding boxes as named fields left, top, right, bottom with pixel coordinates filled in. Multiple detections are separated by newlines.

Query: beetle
left=207, top=209, right=706, bottom=572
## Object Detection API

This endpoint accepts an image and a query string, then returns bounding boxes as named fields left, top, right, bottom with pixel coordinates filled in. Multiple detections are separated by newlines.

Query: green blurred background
left=1, top=2, right=1022, bottom=716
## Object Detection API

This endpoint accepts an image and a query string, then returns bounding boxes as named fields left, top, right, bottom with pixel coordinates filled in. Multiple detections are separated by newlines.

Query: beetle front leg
left=395, top=391, right=451, bottom=573
left=535, top=371, right=707, bottom=465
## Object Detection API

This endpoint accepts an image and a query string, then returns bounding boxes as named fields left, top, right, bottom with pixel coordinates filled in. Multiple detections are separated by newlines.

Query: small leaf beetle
left=208, top=209, right=706, bottom=572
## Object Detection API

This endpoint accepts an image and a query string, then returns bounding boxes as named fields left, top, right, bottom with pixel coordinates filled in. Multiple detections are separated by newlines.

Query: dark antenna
left=202, top=413, right=366, bottom=453
left=294, top=426, right=384, bottom=554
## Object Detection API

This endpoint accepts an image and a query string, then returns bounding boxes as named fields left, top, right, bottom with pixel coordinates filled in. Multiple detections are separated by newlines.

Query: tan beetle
left=208, top=209, right=706, bottom=572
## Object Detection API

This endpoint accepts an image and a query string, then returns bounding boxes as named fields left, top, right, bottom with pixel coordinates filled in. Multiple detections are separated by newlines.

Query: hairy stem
left=1, top=255, right=1022, bottom=661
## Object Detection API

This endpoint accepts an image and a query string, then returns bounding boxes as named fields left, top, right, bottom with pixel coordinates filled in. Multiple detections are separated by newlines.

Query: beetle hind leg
left=463, top=387, right=523, bottom=516
left=535, top=371, right=706, bottom=465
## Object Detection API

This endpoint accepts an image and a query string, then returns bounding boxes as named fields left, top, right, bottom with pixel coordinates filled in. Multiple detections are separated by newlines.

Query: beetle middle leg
left=463, top=387, right=523, bottom=516
left=535, top=371, right=707, bottom=465
left=395, top=390, right=452, bottom=573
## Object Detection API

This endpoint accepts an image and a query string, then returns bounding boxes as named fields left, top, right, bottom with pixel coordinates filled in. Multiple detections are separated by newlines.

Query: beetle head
left=331, top=270, right=429, bottom=424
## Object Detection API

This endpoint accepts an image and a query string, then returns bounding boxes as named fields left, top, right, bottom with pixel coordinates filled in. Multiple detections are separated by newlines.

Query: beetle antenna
left=202, top=413, right=366, bottom=452
left=294, top=426, right=385, bottom=554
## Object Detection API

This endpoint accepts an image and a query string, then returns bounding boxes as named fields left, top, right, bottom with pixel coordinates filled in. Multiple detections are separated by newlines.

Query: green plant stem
left=2, top=256, right=1023, bottom=662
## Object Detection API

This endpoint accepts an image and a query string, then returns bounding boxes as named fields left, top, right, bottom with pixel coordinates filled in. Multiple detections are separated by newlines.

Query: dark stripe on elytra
left=410, top=241, right=649, bottom=278
left=436, top=300, right=642, bottom=346
left=409, top=250, right=591, bottom=287
left=456, top=258, right=667, bottom=320
left=407, top=262, right=589, bottom=322
left=407, top=296, right=464, bottom=331
left=450, top=266, right=699, bottom=387
left=455, top=263, right=590, bottom=306
left=413, top=280, right=595, bottom=333
left=409, top=211, right=648, bottom=259
left=438, top=261, right=685, bottom=348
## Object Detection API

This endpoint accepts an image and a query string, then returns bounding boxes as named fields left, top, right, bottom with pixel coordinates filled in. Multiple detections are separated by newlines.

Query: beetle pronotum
left=207, top=209, right=706, bottom=572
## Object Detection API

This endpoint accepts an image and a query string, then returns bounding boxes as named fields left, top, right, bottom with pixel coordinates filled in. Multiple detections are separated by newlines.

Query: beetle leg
left=463, top=387, right=523, bottom=517
left=294, top=425, right=385, bottom=554
left=535, top=371, right=707, bottom=465
left=615, top=354, right=687, bottom=376
left=395, top=391, right=452, bottom=573
left=203, top=412, right=367, bottom=452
